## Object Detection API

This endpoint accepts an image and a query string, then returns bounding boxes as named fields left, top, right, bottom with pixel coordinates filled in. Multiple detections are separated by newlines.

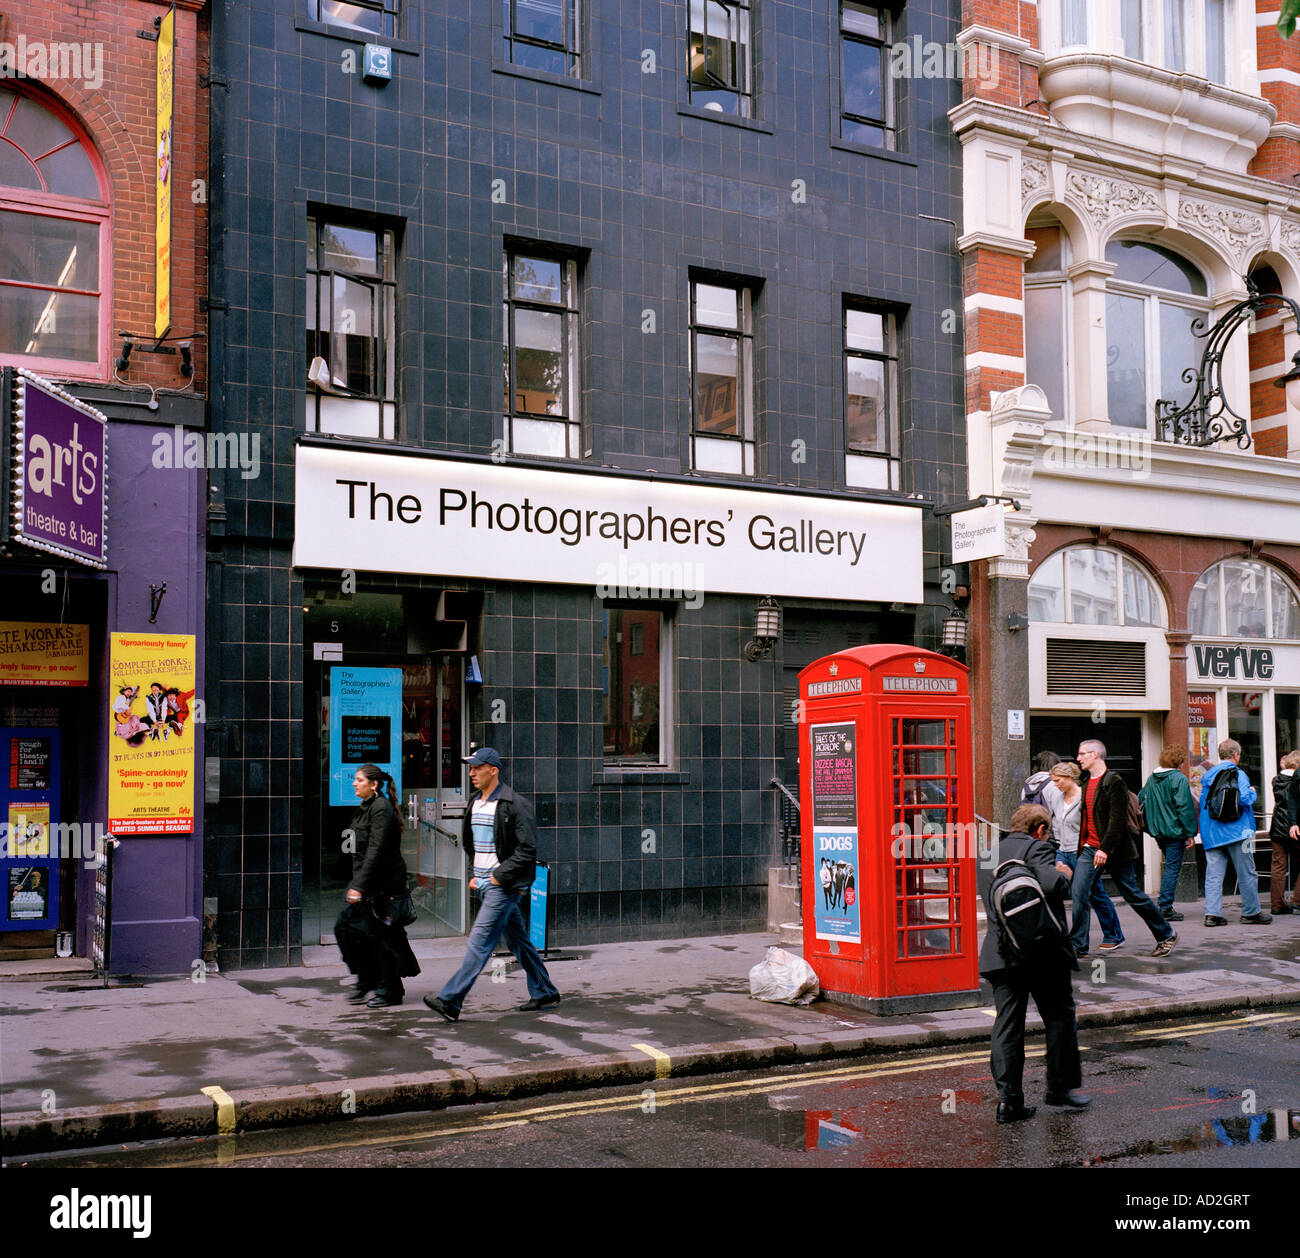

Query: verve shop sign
left=293, top=445, right=923, bottom=603
left=1192, top=644, right=1275, bottom=681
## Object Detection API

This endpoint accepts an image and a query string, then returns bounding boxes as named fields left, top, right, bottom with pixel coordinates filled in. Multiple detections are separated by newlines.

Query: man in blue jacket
left=1200, top=738, right=1272, bottom=927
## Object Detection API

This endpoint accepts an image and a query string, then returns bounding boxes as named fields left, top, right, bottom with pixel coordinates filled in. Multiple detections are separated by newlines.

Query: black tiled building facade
left=206, top=0, right=965, bottom=968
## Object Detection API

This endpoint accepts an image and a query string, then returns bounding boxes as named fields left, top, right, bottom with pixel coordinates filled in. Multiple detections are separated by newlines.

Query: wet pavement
left=15, top=1007, right=1299, bottom=1169
left=2, top=906, right=1298, bottom=1155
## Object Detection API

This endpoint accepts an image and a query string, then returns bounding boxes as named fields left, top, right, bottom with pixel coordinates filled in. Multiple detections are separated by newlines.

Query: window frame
left=0, top=87, right=111, bottom=379
left=689, top=277, right=756, bottom=476
left=602, top=603, right=674, bottom=769
left=502, top=248, right=582, bottom=459
left=1061, top=0, right=1234, bottom=86
left=839, top=3, right=894, bottom=149
left=311, top=0, right=400, bottom=40
left=305, top=213, right=399, bottom=440
left=501, top=0, right=582, bottom=76
left=1028, top=545, right=1168, bottom=629
left=1188, top=559, right=1300, bottom=641
left=842, top=300, right=900, bottom=490
left=1023, top=222, right=1073, bottom=425
left=687, top=0, right=754, bottom=118
left=1104, top=238, right=1209, bottom=435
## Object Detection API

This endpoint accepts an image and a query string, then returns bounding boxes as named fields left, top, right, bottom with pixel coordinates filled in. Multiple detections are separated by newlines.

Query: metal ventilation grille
left=1045, top=639, right=1147, bottom=696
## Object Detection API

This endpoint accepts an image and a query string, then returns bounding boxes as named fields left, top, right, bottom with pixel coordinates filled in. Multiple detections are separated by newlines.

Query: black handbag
left=374, top=892, right=417, bottom=928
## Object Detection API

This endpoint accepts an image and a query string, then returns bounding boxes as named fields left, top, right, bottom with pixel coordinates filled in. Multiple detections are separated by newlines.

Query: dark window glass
left=603, top=608, right=664, bottom=764
left=314, top=0, right=398, bottom=39
left=503, top=0, right=580, bottom=76
left=841, top=4, right=892, bottom=148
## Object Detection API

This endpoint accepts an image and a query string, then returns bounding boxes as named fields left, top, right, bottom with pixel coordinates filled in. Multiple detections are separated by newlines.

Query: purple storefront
left=1, top=369, right=205, bottom=973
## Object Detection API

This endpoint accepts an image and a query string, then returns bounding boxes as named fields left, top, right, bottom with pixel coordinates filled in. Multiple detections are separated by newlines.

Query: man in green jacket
left=1140, top=744, right=1200, bottom=923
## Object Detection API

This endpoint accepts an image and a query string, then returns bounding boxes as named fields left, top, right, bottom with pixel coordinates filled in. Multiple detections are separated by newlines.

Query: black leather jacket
left=347, top=793, right=409, bottom=897
left=461, top=782, right=537, bottom=893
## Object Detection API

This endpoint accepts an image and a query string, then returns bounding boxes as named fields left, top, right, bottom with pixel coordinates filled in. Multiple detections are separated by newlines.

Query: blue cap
left=462, top=747, right=502, bottom=767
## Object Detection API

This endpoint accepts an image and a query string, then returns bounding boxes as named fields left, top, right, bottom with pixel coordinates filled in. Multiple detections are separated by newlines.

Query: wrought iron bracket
left=1155, top=277, right=1300, bottom=448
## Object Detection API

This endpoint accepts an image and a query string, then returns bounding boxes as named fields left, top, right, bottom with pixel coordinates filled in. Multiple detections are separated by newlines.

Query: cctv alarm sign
left=292, top=445, right=924, bottom=603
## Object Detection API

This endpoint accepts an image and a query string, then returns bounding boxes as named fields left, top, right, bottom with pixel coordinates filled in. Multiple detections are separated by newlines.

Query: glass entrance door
left=307, top=655, right=468, bottom=944
left=399, top=659, right=468, bottom=936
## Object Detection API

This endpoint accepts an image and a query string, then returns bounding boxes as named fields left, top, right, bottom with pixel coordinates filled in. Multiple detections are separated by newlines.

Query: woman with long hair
left=334, top=763, right=419, bottom=1008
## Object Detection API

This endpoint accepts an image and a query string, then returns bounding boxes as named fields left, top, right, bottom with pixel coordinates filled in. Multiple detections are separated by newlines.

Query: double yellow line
left=211, top=1011, right=1298, bottom=1163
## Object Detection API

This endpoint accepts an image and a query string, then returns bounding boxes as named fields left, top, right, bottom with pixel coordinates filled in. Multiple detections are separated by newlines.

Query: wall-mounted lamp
left=115, top=339, right=134, bottom=374
left=1006, top=612, right=1030, bottom=633
left=743, top=596, right=782, bottom=661
left=941, top=608, right=968, bottom=654
left=940, top=584, right=970, bottom=657
left=178, top=341, right=194, bottom=378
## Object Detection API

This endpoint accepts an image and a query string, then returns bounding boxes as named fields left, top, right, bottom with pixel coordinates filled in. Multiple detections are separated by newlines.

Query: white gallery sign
left=293, top=445, right=924, bottom=603
left=949, top=502, right=1006, bottom=563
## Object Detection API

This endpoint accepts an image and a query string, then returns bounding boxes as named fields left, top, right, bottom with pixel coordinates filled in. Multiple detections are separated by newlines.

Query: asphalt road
left=13, top=1005, right=1299, bottom=1172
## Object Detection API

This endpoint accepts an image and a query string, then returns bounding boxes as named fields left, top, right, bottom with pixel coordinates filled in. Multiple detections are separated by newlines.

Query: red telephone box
left=799, top=645, right=981, bottom=1014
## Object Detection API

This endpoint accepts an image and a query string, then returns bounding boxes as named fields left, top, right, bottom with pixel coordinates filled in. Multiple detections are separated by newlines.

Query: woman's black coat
left=346, top=792, right=409, bottom=898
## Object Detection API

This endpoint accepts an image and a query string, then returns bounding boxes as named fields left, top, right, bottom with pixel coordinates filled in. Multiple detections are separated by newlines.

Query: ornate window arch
left=1029, top=545, right=1167, bottom=628
left=0, top=86, right=109, bottom=375
left=1104, top=237, right=1209, bottom=431
left=1189, top=558, right=1300, bottom=640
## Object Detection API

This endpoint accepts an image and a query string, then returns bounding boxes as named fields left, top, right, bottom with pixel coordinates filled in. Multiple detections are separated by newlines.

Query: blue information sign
left=328, top=667, right=402, bottom=806
left=529, top=862, right=549, bottom=952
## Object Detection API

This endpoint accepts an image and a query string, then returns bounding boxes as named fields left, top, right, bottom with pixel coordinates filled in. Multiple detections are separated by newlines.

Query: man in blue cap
left=424, top=748, right=561, bottom=1021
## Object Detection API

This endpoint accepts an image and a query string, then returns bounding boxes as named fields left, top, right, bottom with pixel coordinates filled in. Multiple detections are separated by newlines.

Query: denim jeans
left=1157, top=837, right=1187, bottom=914
left=1205, top=841, right=1262, bottom=918
left=1070, top=848, right=1172, bottom=947
left=1061, top=848, right=1124, bottom=950
left=437, top=883, right=558, bottom=1014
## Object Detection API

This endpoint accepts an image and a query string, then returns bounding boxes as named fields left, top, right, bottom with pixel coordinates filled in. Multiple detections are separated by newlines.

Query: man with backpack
left=979, top=803, right=1089, bottom=1124
left=1069, top=739, right=1177, bottom=958
left=1139, top=744, right=1200, bottom=923
left=1200, top=738, right=1271, bottom=927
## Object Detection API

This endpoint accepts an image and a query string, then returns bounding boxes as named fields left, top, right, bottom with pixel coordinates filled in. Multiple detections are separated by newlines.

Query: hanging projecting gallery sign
left=293, top=445, right=924, bottom=603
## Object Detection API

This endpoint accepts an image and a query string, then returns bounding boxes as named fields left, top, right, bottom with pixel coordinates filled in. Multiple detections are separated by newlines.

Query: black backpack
left=989, top=858, right=1067, bottom=962
left=1206, top=767, right=1243, bottom=824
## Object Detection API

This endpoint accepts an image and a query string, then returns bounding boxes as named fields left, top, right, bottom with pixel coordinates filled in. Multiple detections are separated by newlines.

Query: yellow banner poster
left=7, top=803, right=50, bottom=857
left=108, top=632, right=195, bottom=834
left=0, top=622, right=90, bottom=686
left=155, top=6, right=175, bottom=339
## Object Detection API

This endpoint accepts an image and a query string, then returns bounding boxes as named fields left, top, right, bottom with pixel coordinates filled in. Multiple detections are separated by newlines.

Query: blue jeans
left=437, top=883, right=558, bottom=1014
left=1072, top=848, right=1173, bottom=946
left=1157, top=837, right=1187, bottom=915
left=1061, top=848, right=1124, bottom=950
left=1205, top=841, right=1262, bottom=918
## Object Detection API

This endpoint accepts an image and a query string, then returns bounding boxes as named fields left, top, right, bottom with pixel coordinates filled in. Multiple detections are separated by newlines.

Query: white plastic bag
left=748, top=946, right=819, bottom=1005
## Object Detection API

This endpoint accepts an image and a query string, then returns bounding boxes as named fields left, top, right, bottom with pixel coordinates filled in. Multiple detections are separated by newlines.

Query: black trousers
left=334, top=903, right=418, bottom=999
left=987, top=962, right=1081, bottom=1104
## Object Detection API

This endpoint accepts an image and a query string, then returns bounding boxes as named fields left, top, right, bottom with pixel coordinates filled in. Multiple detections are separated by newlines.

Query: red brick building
left=0, top=1, right=211, bottom=971
left=952, top=1, right=1300, bottom=909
